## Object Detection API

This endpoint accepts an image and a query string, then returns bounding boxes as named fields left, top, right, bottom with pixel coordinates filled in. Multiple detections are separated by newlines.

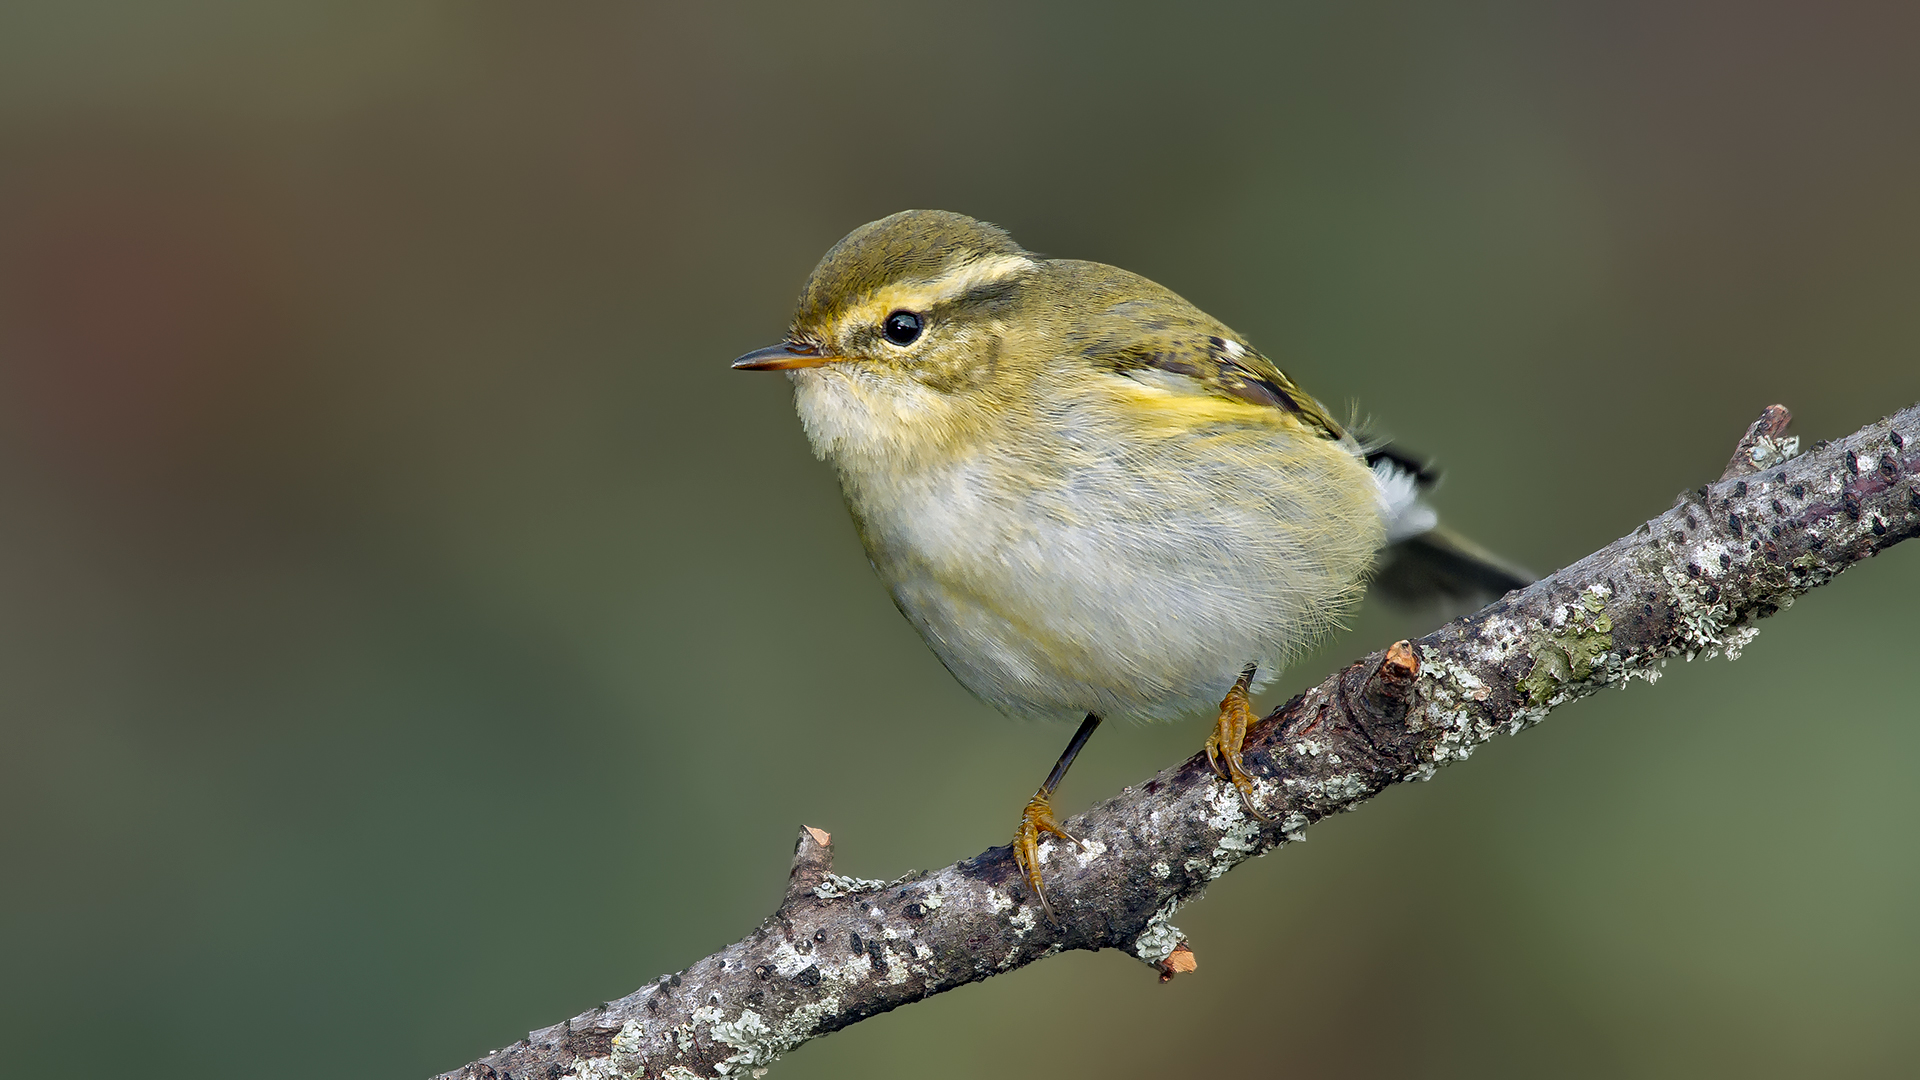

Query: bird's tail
left=1364, top=445, right=1535, bottom=609
left=1372, top=524, right=1535, bottom=607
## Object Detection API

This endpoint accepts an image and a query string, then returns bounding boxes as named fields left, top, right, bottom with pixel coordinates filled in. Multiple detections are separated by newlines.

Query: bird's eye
left=882, top=311, right=924, bottom=346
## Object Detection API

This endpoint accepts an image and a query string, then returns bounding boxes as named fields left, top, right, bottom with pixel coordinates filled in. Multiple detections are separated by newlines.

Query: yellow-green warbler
left=734, top=210, right=1528, bottom=912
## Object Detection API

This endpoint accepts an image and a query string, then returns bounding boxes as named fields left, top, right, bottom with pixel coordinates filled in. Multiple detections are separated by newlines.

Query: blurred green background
left=3, top=2, right=1917, bottom=1077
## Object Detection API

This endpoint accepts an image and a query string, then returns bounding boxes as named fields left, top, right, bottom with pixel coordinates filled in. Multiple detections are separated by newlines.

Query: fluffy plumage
left=760, top=210, right=1515, bottom=722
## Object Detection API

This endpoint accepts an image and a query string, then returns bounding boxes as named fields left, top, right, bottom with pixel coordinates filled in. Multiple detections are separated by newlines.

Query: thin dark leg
left=1014, top=712, right=1104, bottom=916
left=1040, top=713, right=1103, bottom=795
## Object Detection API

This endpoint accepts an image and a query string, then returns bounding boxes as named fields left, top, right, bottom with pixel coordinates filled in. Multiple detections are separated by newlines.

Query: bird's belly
left=851, top=448, right=1382, bottom=721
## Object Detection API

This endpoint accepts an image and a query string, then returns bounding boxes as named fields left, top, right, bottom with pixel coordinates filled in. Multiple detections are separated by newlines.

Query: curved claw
left=1204, top=739, right=1226, bottom=781
left=1013, top=789, right=1078, bottom=918
left=1229, top=773, right=1275, bottom=823
left=1207, top=664, right=1275, bottom=822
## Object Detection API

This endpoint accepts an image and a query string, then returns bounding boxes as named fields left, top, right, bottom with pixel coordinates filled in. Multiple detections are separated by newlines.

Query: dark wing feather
left=1087, top=296, right=1347, bottom=442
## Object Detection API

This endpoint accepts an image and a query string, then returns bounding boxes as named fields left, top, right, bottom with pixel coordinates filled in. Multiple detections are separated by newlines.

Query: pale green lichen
left=1275, top=769, right=1370, bottom=805
left=1660, top=563, right=1731, bottom=659
left=1320, top=773, right=1370, bottom=801
left=611, top=1018, right=646, bottom=1060
left=1277, top=811, right=1309, bottom=842
left=658, top=945, right=876, bottom=1076
left=562, top=1055, right=624, bottom=1080
left=1621, top=657, right=1666, bottom=688
left=1006, top=905, right=1037, bottom=937
left=810, top=874, right=888, bottom=899
left=1068, top=837, right=1110, bottom=868
left=618, top=880, right=986, bottom=1079
left=1719, top=625, right=1760, bottom=660
left=1415, top=654, right=1490, bottom=755
left=1746, top=433, right=1801, bottom=471
left=701, top=1007, right=777, bottom=1072
left=1133, top=900, right=1187, bottom=965
left=1184, top=782, right=1263, bottom=881
left=999, top=906, right=1039, bottom=970
left=1656, top=544, right=1770, bottom=665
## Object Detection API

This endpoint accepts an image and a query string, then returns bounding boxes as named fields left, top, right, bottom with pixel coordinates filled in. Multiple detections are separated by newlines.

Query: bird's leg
left=1205, top=664, right=1273, bottom=821
left=1013, top=712, right=1102, bottom=918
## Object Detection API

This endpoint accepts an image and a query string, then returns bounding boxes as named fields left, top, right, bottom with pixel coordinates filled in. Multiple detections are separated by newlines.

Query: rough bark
left=438, top=403, right=1919, bottom=1080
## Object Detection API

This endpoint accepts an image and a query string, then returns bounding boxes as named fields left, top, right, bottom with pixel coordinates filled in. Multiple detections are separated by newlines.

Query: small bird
left=734, top=210, right=1528, bottom=913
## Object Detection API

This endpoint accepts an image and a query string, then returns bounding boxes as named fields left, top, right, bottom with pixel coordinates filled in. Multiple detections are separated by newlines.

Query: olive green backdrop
left=2, top=3, right=1917, bottom=1077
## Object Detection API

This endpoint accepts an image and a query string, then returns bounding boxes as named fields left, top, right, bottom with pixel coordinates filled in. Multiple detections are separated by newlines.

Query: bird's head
left=732, top=210, right=1045, bottom=465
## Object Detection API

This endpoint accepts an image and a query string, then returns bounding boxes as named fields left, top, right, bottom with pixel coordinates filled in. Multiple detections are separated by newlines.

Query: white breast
left=798, top=369, right=1388, bottom=722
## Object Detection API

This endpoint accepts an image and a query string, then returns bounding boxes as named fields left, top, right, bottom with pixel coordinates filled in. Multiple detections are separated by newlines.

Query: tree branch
left=438, top=402, right=1920, bottom=1080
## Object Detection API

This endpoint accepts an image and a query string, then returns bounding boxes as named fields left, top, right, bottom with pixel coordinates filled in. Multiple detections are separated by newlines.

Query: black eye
left=882, top=310, right=924, bottom=346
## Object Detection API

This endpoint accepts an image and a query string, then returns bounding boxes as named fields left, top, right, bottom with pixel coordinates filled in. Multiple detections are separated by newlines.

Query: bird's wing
left=1083, top=297, right=1348, bottom=443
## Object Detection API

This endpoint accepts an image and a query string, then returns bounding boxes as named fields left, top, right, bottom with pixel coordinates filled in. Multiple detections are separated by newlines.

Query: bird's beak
left=731, top=342, right=842, bottom=371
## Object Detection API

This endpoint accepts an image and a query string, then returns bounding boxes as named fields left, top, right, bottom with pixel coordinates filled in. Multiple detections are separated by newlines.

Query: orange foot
left=1013, top=788, right=1080, bottom=918
left=1204, top=664, right=1273, bottom=821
